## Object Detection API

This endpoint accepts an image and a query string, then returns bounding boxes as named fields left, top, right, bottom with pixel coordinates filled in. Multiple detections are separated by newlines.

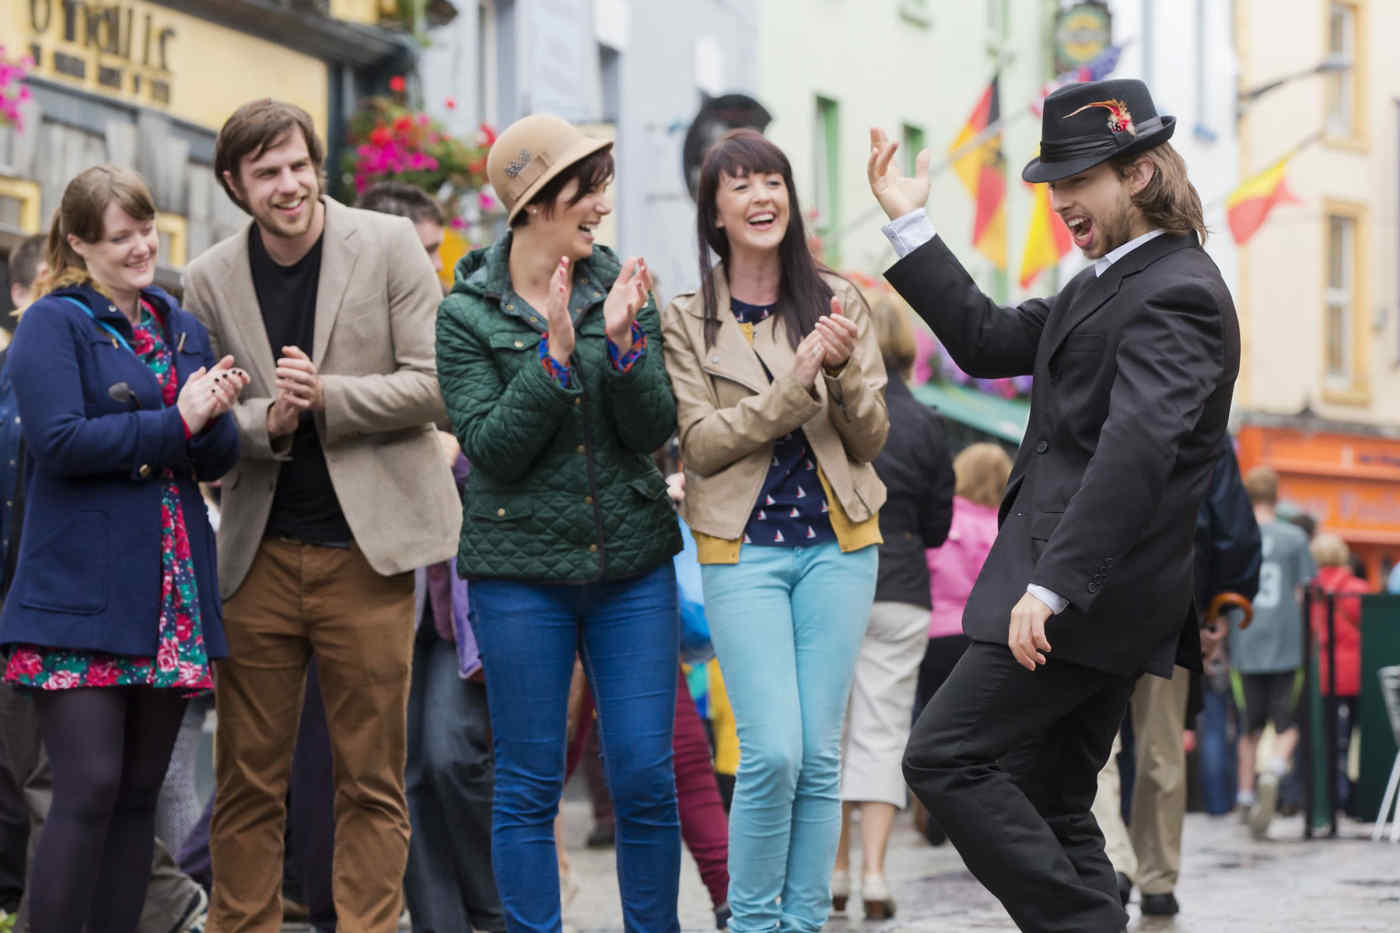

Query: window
left=1325, top=1, right=1365, bottom=147
left=0, top=177, right=41, bottom=234
left=156, top=213, right=188, bottom=269
left=1322, top=201, right=1369, bottom=404
left=813, top=97, right=841, bottom=263
left=901, top=123, right=926, bottom=176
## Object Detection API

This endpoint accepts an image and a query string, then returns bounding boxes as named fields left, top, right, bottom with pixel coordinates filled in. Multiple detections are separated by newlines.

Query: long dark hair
left=696, top=129, right=832, bottom=350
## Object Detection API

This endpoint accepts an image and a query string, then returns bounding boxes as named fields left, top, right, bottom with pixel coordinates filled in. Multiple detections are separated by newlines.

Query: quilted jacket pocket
left=468, top=499, right=535, bottom=522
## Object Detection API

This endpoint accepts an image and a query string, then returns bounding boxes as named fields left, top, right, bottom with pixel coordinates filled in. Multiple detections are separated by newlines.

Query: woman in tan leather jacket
left=661, top=129, right=888, bottom=932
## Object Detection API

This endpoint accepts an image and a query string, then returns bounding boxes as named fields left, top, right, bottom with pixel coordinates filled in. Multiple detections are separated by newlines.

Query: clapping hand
left=604, top=257, right=651, bottom=355
left=867, top=127, right=931, bottom=221
left=815, top=297, right=859, bottom=371
left=178, top=355, right=249, bottom=435
left=545, top=257, right=576, bottom=367
left=267, top=345, right=324, bottom=438
left=791, top=330, right=827, bottom=390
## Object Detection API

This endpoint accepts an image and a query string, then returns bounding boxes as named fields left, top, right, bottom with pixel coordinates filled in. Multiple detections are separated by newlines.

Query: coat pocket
left=467, top=498, right=535, bottom=523
left=17, top=509, right=109, bottom=614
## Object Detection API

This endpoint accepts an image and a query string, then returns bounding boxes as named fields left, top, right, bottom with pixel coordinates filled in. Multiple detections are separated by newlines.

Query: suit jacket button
left=1087, top=581, right=1100, bottom=594
left=1035, top=440, right=1049, bottom=454
left=138, top=464, right=151, bottom=478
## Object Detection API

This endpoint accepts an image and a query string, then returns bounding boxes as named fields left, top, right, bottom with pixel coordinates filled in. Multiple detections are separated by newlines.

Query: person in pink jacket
left=912, top=442, right=1011, bottom=844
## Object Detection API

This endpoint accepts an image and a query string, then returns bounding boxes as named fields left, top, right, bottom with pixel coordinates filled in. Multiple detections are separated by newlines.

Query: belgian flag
left=949, top=75, right=1008, bottom=270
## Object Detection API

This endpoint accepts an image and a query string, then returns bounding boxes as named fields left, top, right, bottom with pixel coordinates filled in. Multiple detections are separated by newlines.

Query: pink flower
left=175, top=612, right=193, bottom=641
left=47, top=670, right=81, bottom=690
left=177, top=661, right=207, bottom=686
left=389, top=75, right=406, bottom=94
left=450, top=216, right=467, bottom=231
left=85, top=661, right=120, bottom=687
left=8, top=651, right=42, bottom=679
left=157, top=640, right=178, bottom=673
left=445, top=97, right=457, bottom=110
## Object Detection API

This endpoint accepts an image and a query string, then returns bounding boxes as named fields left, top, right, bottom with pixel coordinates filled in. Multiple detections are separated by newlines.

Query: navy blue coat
left=0, top=284, right=238, bottom=658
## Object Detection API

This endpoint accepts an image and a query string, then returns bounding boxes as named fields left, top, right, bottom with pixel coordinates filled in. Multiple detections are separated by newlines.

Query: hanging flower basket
left=0, top=46, right=34, bottom=131
left=341, top=92, right=497, bottom=230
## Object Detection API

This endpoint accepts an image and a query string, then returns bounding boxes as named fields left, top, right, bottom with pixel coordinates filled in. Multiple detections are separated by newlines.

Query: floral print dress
left=4, top=300, right=213, bottom=692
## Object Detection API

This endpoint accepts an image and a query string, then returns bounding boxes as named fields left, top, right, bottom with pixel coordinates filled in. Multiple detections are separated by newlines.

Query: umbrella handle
left=1207, top=591, right=1254, bottom=630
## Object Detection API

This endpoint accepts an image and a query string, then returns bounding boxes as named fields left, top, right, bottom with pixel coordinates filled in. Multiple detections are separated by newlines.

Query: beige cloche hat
left=486, top=114, right=613, bottom=225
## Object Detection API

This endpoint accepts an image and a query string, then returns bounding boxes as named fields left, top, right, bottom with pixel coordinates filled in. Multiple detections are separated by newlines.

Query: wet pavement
left=559, top=800, right=1400, bottom=932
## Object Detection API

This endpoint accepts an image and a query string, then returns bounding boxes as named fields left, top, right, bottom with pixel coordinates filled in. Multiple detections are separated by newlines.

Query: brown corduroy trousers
left=207, top=539, right=414, bottom=933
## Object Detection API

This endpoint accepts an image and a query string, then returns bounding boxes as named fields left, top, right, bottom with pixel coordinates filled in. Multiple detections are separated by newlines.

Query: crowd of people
left=0, top=75, right=1380, bottom=933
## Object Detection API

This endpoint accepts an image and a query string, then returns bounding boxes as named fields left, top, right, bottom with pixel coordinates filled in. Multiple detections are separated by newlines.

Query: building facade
left=1233, top=0, right=1400, bottom=580
left=0, top=0, right=416, bottom=304
left=418, top=0, right=761, bottom=300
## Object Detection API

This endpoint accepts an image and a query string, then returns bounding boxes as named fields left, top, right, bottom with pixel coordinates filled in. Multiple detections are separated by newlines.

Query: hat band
left=1039, top=133, right=1123, bottom=164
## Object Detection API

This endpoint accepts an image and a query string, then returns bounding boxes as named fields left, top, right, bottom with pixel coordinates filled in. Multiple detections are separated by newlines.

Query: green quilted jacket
left=436, top=233, right=682, bottom=583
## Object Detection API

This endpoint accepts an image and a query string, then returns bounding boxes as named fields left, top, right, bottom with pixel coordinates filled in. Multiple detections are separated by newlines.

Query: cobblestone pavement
left=558, top=800, right=1400, bottom=932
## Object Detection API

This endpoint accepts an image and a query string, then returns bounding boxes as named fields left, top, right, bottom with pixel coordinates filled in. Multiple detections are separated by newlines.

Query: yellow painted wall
left=1237, top=0, right=1399, bottom=425
left=330, top=0, right=383, bottom=26
left=7, top=1, right=329, bottom=138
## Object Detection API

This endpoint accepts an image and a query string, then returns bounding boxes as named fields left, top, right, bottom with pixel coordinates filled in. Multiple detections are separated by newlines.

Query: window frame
left=813, top=95, right=841, bottom=265
left=1323, top=0, right=1368, bottom=151
left=0, top=177, right=42, bottom=235
left=1320, top=198, right=1370, bottom=405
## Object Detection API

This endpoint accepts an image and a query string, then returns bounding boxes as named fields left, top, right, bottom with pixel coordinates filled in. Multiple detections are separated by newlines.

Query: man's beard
left=1088, top=192, right=1138, bottom=259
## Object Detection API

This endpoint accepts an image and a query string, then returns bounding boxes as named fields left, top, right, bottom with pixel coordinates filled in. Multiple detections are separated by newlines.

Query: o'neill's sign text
left=27, top=0, right=176, bottom=108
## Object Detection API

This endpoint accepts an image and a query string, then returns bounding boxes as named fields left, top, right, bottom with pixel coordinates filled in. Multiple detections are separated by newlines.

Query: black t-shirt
left=248, top=225, right=352, bottom=545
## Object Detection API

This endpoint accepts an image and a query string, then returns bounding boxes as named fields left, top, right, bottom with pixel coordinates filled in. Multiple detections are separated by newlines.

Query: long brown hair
left=695, top=129, right=832, bottom=350
left=1111, top=142, right=1207, bottom=242
left=32, top=165, right=157, bottom=298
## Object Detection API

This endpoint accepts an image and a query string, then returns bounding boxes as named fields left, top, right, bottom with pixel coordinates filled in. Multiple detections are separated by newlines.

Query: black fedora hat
left=1022, top=78, right=1175, bottom=183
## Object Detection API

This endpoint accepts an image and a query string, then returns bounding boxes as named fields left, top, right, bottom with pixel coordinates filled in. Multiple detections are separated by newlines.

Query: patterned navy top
left=730, top=297, right=835, bottom=548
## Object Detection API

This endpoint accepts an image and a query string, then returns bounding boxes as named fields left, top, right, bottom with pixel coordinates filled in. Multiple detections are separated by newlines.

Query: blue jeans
left=702, top=542, right=878, bottom=932
left=1199, top=678, right=1237, bottom=815
left=470, top=564, right=681, bottom=933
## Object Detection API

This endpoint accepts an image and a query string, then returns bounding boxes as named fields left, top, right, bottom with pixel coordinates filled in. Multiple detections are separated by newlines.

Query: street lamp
left=1238, top=53, right=1352, bottom=108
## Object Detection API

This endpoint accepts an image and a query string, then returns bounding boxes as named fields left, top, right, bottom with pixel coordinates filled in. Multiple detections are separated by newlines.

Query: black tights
left=29, top=687, right=187, bottom=933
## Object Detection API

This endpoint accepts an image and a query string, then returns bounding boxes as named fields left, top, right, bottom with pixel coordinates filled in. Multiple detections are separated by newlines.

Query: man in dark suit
left=866, top=78, right=1240, bottom=932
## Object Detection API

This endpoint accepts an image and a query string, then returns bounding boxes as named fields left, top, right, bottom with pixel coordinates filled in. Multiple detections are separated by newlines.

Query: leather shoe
left=1115, top=871, right=1132, bottom=907
left=1141, top=892, right=1180, bottom=916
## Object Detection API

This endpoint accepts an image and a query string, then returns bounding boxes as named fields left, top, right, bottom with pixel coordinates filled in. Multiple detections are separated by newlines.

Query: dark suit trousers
left=902, top=642, right=1134, bottom=933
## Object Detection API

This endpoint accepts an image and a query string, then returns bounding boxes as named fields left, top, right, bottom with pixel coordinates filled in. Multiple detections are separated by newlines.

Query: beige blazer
left=183, top=197, right=460, bottom=598
left=661, top=268, right=889, bottom=542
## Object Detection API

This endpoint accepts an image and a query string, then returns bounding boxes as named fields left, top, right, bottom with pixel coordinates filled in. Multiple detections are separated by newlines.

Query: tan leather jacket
left=661, top=268, right=889, bottom=544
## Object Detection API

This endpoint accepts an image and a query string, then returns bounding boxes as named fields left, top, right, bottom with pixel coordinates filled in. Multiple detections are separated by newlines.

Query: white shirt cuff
left=881, top=209, right=937, bottom=259
left=1026, top=584, right=1069, bottom=615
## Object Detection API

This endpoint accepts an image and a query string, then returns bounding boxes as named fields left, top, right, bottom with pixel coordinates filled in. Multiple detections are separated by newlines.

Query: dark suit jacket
left=0, top=285, right=237, bottom=657
left=886, top=233, right=1239, bottom=677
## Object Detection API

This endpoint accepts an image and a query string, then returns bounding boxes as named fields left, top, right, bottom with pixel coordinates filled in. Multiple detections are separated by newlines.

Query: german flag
left=949, top=76, right=1007, bottom=269
left=1018, top=177, right=1073, bottom=288
left=1227, top=157, right=1300, bottom=245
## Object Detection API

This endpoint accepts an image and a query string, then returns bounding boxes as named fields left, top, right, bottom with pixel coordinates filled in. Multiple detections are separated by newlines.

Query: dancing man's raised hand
left=867, top=127, right=931, bottom=221
left=604, top=256, right=650, bottom=354
left=545, top=256, right=576, bottom=366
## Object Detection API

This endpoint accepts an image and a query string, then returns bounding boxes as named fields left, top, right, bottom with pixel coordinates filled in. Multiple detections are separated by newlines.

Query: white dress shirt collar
left=1093, top=229, right=1165, bottom=277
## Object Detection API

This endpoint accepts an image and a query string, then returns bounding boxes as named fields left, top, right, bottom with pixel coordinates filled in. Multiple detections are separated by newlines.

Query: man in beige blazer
left=182, top=99, right=459, bottom=933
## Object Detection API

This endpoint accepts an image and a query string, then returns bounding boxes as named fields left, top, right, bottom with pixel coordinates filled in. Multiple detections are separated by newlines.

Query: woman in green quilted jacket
left=434, top=114, right=683, bottom=933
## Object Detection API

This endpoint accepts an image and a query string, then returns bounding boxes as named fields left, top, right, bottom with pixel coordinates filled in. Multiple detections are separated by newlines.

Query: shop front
left=0, top=0, right=412, bottom=305
left=1236, top=413, right=1400, bottom=585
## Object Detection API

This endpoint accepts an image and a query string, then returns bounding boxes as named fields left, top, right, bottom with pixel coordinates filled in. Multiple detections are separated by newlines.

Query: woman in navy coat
left=0, top=165, right=247, bottom=932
